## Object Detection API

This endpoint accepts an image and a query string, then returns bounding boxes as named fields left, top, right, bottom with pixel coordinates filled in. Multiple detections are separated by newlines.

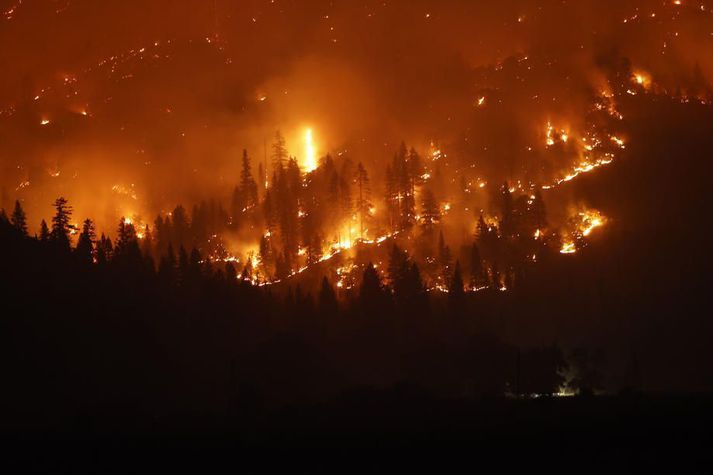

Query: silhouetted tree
left=400, top=192, right=416, bottom=233
left=241, top=257, right=254, bottom=282
left=154, top=215, right=170, bottom=257
left=318, top=277, right=338, bottom=316
left=490, top=261, right=502, bottom=289
left=243, top=150, right=259, bottom=206
left=39, top=219, right=50, bottom=242
left=140, top=225, right=153, bottom=256
left=438, top=231, right=452, bottom=283
left=477, top=214, right=498, bottom=261
left=388, top=244, right=409, bottom=290
left=275, top=251, right=291, bottom=281
left=263, top=188, right=277, bottom=236
left=499, top=183, right=515, bottom=237
left=74, top=219, right=95, bottom=265
left=359, top=262, right=387, bottom=313
left=448, top=260, right=466, bottom=313
left=114, top=218, right=143, bottom=271
left=96, top=233, right=112, bottom=265
left=408, top=147, right=424, bottom=195
left=259, top=234, right=274, bottom=272
left=225, top=261, right=238, bottom=283
left=171, top=205, right=189, bottom=248
left=0, top=209, right=9, bottom=231
left=338, top=176, right=352, bottom=236
left=420, top=188, right=440, bottom=238
left=50, top=197, right=74, bottom=249
left=188, top=248, right=203, bottom=282
left=531, top=189, right=547, bottom=231
left=271, top=130, right=288, bottom=172
left=10, top=200, right=27, bottom=236
left=469, top=243, right=487, bottom=290
left=384, top=164, right=399, bottom=232
left=354, top=162, right=372, bottom=239
left=158, top=244, right=177, bottom=287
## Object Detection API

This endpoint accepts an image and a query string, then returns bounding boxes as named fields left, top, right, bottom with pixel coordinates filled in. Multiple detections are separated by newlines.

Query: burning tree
left=50, top=197, right=75, bottom=249
left=10, top=200, right=27, bottom=236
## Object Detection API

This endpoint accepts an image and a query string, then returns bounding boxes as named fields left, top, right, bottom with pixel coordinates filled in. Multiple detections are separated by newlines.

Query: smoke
left=1, top=0, right=711, bottom=231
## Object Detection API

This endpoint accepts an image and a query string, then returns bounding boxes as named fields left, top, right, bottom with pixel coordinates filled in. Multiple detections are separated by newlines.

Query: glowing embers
left=541, top=129, right=624, bottom=190
left=560, top=241, right=577, bottom=254
left=429, top=141, right=445, bottom=161
left=336, top=263, right=359, bottom=289
left=15, top=180, right=30, bottom=191
left=545, top=122, right=570, bottom=147
left=112, top=184, right=139, bottom=201
left=560, top=209, right=607, bottom=254
left=542, top=156, right=615, bottom=190
left=578, top=209, right=606, bottom=237
left=594, top=90, right=624, bottom=121
left=3, top=0, right=22, bottom=20
left=633, top=71, right=652, bottom=90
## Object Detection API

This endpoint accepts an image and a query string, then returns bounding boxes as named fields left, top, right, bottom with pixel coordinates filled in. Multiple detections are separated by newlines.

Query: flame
left=559, top=209, right=606, bottom=255
left=546, top=122, right=555, bottom=146
left=633, top=71, right=651, bottom=89
left=304, top=128, right=317, bottom=173
left=579, top=210, right=606, bottom=237
left=611, top=136, right=625, bottom=148
left=560, top=241, right=577, bottom=254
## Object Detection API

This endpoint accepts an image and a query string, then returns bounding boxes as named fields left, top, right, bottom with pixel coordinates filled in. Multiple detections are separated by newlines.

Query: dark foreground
left=3, top=392, right=712, bottom=472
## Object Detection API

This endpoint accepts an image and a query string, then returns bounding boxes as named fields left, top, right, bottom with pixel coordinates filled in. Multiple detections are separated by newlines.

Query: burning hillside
left=2, top=0, right=713, bottom=408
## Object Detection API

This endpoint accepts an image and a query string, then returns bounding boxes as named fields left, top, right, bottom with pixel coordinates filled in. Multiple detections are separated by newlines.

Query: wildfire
left=429, top=142, right=444, bottom=161
left=112, top=184, right=138, bottom=200
left=611, top=136, right=625, bottom=148
left=336, top=263, right=358, bottom=289
left=560, top=241, right=577, bottom=254
left=633, top=71, right=651, bottom=89
left=546, top=122, right=555, bottom=146
left=578, top=210, right=606, bottom=237
left=545, top=122, right=569, bottom=147
left=559, top=209, right=607, bottom=255
left=304, top=128, right=317, bottom=173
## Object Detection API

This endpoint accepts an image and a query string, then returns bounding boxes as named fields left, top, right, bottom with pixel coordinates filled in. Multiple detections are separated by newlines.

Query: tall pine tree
left=10, top=200, right=27, bottom=236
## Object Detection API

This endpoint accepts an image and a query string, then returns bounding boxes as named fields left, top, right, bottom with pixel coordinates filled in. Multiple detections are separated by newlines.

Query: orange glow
left=633, top=71, right=652, bottom=89
left=304, top=128, right=317, bottom=173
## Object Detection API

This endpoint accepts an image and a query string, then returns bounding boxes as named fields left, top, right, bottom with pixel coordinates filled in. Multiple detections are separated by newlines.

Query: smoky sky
left=1, top=0, right=711, bottom=229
